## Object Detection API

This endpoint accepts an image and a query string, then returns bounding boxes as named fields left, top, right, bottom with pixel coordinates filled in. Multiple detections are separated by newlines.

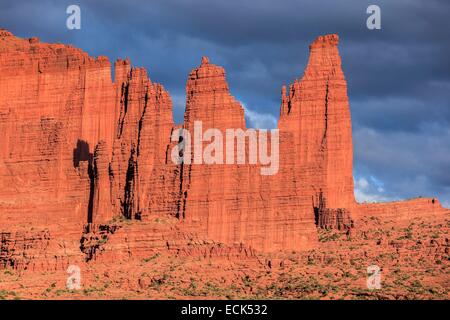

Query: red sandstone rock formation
left=0, top=29, right=448, bottom=270
left=279, top=34, right=355, bottom=212
left=109, top=62, right=176, bottom=222
left=356, top=197, right=446, bottom=223
left=176, top=56, right=317, bottom=251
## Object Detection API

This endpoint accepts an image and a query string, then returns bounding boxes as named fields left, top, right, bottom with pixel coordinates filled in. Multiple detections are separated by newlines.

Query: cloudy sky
left=1, top=0, right=449, bottom=207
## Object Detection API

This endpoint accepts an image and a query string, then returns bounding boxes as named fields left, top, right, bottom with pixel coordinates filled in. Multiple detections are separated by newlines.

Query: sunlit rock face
left=0, top=29, right=447, bottom=271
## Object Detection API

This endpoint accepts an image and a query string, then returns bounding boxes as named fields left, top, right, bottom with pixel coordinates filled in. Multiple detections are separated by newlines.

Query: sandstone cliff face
left=356, top=198, right=446, bottom=222
left=0, top=29, right=117, bottom=232
left=0, top=29, right=448, bottom=270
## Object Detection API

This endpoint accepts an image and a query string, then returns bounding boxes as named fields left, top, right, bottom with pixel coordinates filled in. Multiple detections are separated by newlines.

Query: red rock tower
left=184, top=56, right=245, bottom=130
left=279, top=34, right=355, bottom=219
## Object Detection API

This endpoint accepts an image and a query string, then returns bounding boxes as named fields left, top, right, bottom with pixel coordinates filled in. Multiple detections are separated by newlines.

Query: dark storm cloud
left=0, top=0, right=449, bottom=206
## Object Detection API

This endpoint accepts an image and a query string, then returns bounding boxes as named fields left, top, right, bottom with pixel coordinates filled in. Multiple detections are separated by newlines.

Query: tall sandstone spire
left=184, top=56, right=245, bottom=130
left=279, top=34, right=355, bottom=220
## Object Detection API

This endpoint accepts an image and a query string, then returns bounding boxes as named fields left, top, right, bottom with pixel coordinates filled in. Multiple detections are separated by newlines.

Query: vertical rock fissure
left=87, top=155, right=95, bottom=224
left=136, top=90, right=149, bottom=157
left=123, top=147, right=137, bottom=219
left=117, top=82, right=129, bottom=138
left=321, top=79, right=329, bottom=149
left=175, top=162, right=184, bottom=219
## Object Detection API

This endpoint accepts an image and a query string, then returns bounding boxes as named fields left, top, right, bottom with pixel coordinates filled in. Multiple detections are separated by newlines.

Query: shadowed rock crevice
left=72, top=139, right=92, bottom=168
left=80, top=223, right=121, bottom=262
left=72, top=139, right=95, bottom=224
left=123, top=147, right=138, bottom=220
